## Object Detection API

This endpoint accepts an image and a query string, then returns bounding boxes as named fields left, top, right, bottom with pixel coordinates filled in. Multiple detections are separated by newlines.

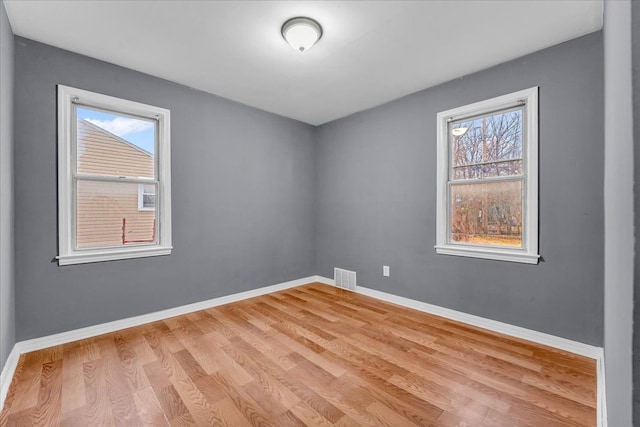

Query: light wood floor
left=0, top=283, right=596, bottom=426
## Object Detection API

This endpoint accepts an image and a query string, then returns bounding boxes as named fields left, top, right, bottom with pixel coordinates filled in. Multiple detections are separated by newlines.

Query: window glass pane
left=143, top=184, right=156, bottom=209
left=139, top=183, right=156, bottom=210
left=76, top=107, right=155, bottom=179
left=76, top=180, right=157, bottom=248
left=450, top=180, right=523, bottom=248
left=450, top=108, right=523, bottom=180
left=143, top=194, right=156, bottom=209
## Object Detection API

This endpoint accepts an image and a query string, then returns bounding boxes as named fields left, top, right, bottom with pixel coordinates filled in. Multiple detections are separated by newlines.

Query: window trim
left=434, top=87, right=539, bottom=264
left=57, top=85, right=172, bottom=265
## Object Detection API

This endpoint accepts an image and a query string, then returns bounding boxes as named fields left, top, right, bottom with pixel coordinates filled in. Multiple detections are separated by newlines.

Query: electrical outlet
left=383, top=265, right=390, bottom=277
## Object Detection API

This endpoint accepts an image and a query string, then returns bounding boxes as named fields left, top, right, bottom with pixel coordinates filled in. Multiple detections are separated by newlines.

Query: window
left=435, top=87, right=539, bottom=264
left=138, top=183, right=156, bottom=211
left=57, top=85, right=172, bottom=265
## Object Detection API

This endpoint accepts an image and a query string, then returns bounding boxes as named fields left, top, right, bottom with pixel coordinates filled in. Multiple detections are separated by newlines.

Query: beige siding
left=77, top=119, right=154, bottom=177
left=75, top=119, right=155, bottom=248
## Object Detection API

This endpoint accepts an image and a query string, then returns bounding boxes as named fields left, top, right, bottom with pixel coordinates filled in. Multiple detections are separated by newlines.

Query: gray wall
left=315, top=32, right=604, bottom=346
left=632, top=0, right=640, bottom=422
left=603, top=0, right=634, bottom=424
left=13, top=37, right=316, bottom=341
left=0, top=1, right=15, bottom=369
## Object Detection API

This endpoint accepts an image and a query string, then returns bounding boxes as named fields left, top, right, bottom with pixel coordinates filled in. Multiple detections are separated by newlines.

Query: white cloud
left=86, top=117, right=153, bottom=138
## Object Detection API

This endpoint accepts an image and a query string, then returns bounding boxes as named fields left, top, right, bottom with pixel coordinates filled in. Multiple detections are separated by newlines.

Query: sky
left=77, top=107, right=155, bottom=155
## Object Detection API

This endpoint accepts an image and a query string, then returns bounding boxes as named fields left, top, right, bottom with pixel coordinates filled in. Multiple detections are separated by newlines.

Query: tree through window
left=450, top=108, right=523, bottom=247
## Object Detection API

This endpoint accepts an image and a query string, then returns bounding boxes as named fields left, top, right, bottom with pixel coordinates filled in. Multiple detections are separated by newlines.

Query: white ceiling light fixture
left=281, top=17, right=323, bottom=53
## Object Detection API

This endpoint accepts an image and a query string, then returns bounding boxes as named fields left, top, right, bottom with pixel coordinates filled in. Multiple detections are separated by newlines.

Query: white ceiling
left=4, top=0, right=603, bottom=125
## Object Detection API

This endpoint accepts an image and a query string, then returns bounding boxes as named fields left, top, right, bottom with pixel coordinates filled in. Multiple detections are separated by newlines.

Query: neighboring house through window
left=435, top=87, right=539, bottom=264
left=138, top=183, right=156, bottom=211
left=57, top=85, right=172, bottom=265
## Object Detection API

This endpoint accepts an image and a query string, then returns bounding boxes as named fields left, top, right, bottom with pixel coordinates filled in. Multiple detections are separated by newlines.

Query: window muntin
left=435, top=87, right=538, bottom=264
left=58, top=85, right=172, bottom=265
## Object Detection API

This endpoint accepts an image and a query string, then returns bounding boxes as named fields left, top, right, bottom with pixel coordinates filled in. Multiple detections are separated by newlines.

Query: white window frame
left=435, top=87, right=539, bottom=264
left=57, top=85, right=172, bottom=265
left=138, top=182, right=156, bottom=211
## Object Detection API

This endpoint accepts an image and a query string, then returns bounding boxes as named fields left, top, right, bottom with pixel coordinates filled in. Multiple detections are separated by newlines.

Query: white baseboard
left=597, top=354, right=607, bottom=427
left=0, top=345, right=20, bottom=410
left=312, top=275, right=606, bottom=427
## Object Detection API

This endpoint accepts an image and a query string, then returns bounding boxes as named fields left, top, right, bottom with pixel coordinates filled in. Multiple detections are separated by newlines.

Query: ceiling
left=4, top=1, right=603, bottom=125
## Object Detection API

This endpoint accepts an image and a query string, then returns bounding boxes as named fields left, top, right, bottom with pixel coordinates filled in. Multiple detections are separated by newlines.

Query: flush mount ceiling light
left=281, top=17, right=323, bottom=53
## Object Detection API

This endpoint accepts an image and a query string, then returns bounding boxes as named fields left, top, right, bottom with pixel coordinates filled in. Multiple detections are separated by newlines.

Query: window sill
left=57, top=245, right=172, bottom=266
left=434, top=245, right=539, bottom=264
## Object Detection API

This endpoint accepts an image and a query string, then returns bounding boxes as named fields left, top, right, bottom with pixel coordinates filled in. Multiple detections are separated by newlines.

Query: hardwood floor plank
left=132, top=387, right=170, bottom=426
left=169, top=376, right=228, bottom=427
left=285, top=401, right=335, bottom=427
left=522, top=372, right=596, bottom=408
left=100, top=339, right=135, bottom=401
left=155, top=385, right=193, bottom=423
left=143, top=360, right=172, bottom=392
left=8, top=354, right=44, bottom=413
left=113, top=332, right=152, bottom=393
left=222, top=345, right=301, bottom=411
left=59, top=405, right=92, bottom=426
left=207, top=371, right=276, bottom=426
left=181, top=335, right=222, bottom=375
left=110, top=393, right=143, bottom=427
left=171, top=350, right=226, bottom=404
left=228, top=336, right=346, bottom=424
left=469, top=369, right=595, bottom=425
left=13, top=360, right=65, bottom=426
left=60, top=346, right=87, bottom=415
left=365, top=400, right=421, bottom=427
left=235, top=330, right=297, bottom=372
left=0, top=282, right=597, bottom=426
left=83, top=359, right=116, bottom=427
